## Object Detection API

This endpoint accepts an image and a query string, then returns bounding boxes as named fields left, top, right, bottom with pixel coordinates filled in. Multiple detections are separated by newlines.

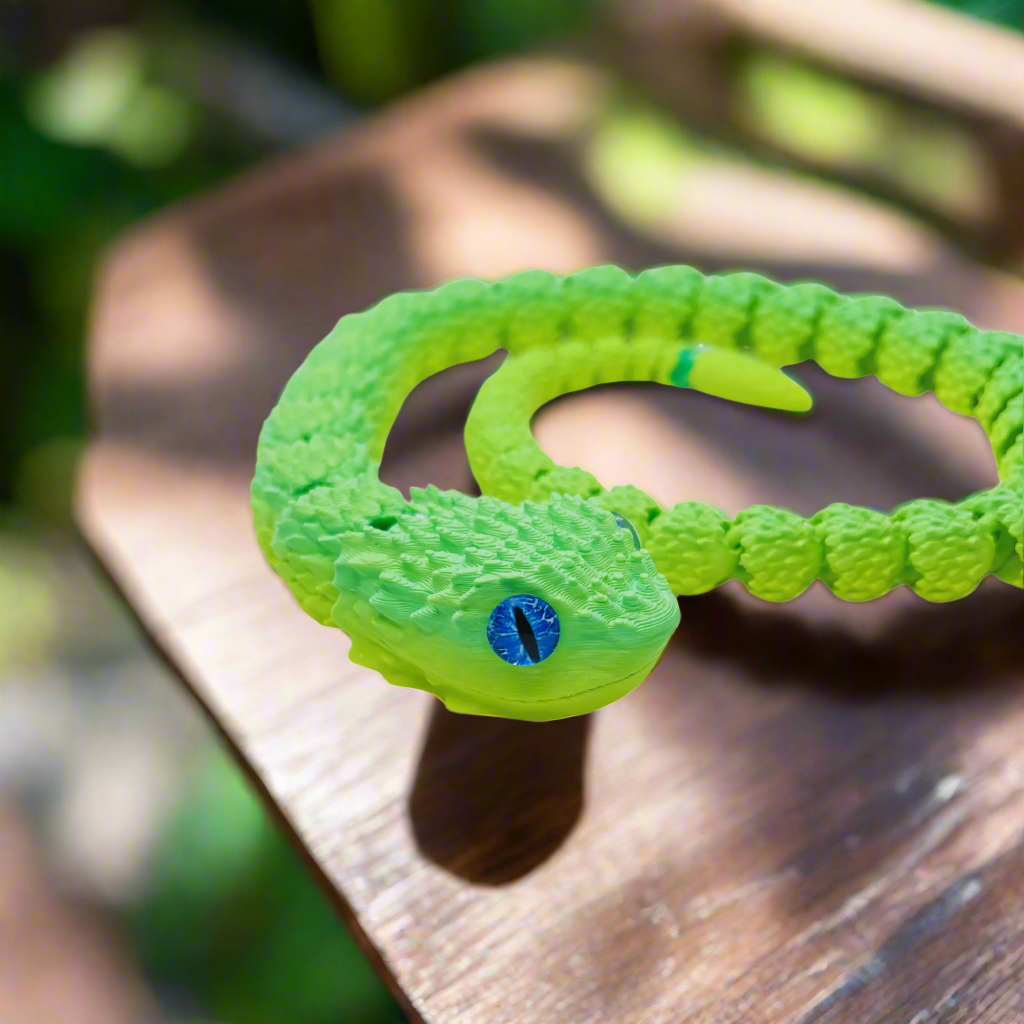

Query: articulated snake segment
left=252, top=265, right=1023, bottom=721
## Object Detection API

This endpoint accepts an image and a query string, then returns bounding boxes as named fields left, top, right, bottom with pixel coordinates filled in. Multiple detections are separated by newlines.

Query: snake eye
left=487, top=594, right=560, bottom=666
left=614, top=514, right=642, bottom=550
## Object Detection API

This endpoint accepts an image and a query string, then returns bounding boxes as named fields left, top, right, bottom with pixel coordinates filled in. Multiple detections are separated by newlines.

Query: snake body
left=252, top=264, right=1023, bottom=721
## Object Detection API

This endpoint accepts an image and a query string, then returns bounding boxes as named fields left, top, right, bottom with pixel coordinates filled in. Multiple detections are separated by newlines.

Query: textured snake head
left=331, top=486, right=679, bottom=721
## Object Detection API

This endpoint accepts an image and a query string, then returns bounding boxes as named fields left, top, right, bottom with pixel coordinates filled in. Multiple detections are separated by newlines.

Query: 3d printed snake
left=251, top=265, right=1023, bottom=721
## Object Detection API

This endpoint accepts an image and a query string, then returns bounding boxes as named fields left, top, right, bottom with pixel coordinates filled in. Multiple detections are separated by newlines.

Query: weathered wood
left=708, top=0, right=1024, bottom=119
left=77, top=57, right=1024, bottom=1024
left=598, top=0, right=1024, bottom=265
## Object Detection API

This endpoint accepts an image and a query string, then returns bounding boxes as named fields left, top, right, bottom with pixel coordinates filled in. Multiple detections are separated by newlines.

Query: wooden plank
left=599, top=0, right=1024, bottom=263
left=606, top=0, right=1024, bottom=124
left=713, top=0, right=1024, bottom=123
left=76, top=57, right=1024, bottom=1024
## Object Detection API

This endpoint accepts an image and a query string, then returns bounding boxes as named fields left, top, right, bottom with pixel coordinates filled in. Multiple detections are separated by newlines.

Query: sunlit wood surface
left=77, top=57, right=1024, bottom=1024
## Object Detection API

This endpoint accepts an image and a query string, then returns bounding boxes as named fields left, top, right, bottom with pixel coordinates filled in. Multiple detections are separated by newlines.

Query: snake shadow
left=408, top=706, right=593, bottom=885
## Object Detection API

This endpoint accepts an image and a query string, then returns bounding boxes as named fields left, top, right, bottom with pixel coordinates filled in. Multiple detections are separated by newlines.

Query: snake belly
left=251, top=264, right=1023, bottom=721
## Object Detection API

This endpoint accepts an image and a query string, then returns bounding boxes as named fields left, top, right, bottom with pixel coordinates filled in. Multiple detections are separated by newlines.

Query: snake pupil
left=487, top=594, right=560, bottom=666
left=514, top=605, right=541, bottom=664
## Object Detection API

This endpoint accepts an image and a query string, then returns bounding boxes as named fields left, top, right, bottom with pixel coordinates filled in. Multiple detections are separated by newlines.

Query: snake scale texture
left=252, top=264, right=1023, bottom=721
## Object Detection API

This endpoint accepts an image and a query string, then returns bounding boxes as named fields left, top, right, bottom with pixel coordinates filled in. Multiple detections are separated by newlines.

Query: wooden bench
left=76, top=55, right=1024, bottom=1023
left=598, top=0, right=1024, bottom=267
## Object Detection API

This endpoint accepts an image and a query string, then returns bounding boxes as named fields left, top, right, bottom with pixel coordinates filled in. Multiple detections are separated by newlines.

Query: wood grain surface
left=76, top=57, right=1024, bottom=1024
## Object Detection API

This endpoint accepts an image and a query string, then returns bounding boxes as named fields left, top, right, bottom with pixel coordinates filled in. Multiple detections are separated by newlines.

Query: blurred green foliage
left=308, top=0, right=591, bottom=102
left=928, top=0, right=1024, bottom=29
left=0, top=0, right=595, bottom=510
left=132, top=748, right=406, bottom=1024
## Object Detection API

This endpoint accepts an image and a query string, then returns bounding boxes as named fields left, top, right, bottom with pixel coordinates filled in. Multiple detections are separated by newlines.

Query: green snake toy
left=252, top=265, right=1023, bottom=721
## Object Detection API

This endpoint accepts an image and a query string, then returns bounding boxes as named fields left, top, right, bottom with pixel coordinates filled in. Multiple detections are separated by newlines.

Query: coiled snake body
left=252, top=265, right=1023, bottom=721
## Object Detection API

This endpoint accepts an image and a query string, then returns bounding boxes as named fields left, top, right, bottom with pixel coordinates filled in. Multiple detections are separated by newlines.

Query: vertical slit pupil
left=513, top=605, right=541, bottom=664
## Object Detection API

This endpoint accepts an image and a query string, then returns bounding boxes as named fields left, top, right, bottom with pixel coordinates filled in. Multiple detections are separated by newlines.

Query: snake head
left=333, top=487, right=679, bottom=721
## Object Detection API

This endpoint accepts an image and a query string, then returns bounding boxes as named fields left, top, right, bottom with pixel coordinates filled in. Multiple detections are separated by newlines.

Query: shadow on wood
left=409, top=709, right=591, bottom=885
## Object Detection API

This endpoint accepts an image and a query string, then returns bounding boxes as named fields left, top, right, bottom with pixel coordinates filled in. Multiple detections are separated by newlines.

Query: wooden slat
left=607, top=0, right=1024, bottom=124
left=713, top=0, right=1024, bottom=123
left=598, top=0, right=1024, bottom=264
left=77, top=57, right=1024, bottom=1024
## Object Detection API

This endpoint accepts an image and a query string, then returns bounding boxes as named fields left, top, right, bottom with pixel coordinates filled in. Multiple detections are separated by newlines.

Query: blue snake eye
left=614, top=514, right=642, bottom=550
left=487, top=594, right=560, bottom=667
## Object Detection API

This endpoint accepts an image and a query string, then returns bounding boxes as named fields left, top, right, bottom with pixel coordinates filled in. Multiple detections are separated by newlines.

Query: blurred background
left=0, top=1, right=1022, bottom=1022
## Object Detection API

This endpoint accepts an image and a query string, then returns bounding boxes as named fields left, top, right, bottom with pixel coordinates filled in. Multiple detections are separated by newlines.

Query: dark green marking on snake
left=669, top=346, right=699, bottom=388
